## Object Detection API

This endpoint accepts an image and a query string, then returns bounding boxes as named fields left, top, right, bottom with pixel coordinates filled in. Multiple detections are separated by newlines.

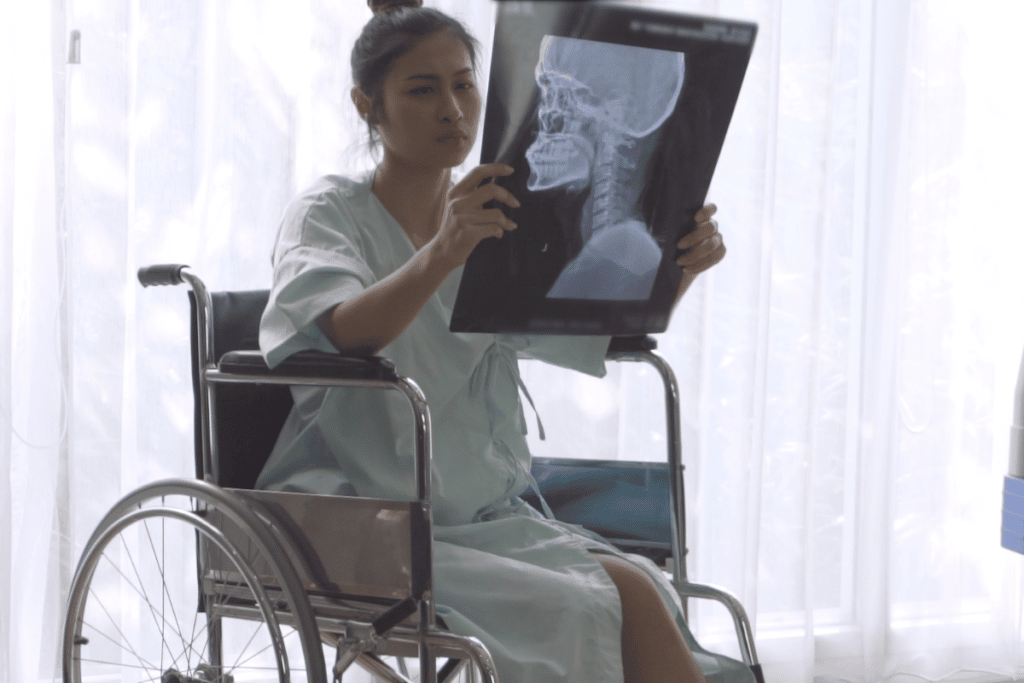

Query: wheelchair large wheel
left=62, top=479, right=328, bottom=683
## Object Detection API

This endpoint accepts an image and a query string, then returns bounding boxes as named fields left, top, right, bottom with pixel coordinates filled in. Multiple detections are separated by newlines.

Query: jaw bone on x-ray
left=524, top=36, right=685, bottom=301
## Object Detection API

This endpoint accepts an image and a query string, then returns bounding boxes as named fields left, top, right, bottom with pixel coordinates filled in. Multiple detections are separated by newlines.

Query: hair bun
left=368, top=0, right=423, bottom=15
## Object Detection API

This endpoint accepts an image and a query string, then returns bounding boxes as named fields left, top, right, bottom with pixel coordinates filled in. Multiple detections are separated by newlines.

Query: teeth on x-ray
left=528, top=73, right=597, bottom=192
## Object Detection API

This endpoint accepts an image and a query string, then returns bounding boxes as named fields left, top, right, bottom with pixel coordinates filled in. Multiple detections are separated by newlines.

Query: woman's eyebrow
left=406, top=67, right=473, bottom=81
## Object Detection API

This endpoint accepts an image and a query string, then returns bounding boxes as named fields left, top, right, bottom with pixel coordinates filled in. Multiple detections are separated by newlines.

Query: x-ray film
left=450, top=1, right=756, bottom=335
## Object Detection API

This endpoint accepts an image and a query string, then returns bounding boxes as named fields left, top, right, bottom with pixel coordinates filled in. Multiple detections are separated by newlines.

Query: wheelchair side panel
left=207, top=490, right=417, bottom=600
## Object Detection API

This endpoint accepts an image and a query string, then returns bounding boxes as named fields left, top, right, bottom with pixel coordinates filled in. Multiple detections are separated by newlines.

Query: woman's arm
left=316, top=164, right=519, bottom=355
left=316, top=243, right=454, bottom=355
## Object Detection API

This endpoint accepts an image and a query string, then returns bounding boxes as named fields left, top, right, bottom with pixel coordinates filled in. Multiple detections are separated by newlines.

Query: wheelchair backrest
left=189, top=289, right=293, bottom=488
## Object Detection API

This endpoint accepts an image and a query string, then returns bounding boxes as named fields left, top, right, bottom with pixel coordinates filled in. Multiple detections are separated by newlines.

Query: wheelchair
left=61, top=264, right=764, bottom=683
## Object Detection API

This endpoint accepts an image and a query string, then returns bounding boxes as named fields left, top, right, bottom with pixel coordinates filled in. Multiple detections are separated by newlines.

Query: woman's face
left=373, top=31, right=480, bottom=170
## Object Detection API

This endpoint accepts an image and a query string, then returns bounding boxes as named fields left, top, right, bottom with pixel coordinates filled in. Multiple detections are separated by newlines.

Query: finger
left=452, top=163, right=515, bottom=196
left=695, top=203, right=717, bottom=223
left=676, top=232, right=723, bottom=264
left=449, top=202, right=518, bottom=232
left=470, top=207, right=518, bottom=231
left=676, top=218, right=718, bottom=250
left=677, top=235, right=725, bottom=268
left=677, top=249, right=726, bottom=273
left=472, top=220, right=512, bottom=243
left=450, top=190, right=521, bottom=219
left=469, top=181, right=521, bottom=209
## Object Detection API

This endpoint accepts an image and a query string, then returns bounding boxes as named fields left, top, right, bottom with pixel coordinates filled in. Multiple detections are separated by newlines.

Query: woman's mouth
left=436, top=132, right=468, bottom=143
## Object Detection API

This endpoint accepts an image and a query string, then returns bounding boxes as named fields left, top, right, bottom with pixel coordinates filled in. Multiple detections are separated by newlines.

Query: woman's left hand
left=675, top=204, right=725, bottom=301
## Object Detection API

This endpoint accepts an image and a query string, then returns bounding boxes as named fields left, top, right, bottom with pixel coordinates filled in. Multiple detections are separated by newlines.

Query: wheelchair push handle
left=138, top=263, right=189, bottom=287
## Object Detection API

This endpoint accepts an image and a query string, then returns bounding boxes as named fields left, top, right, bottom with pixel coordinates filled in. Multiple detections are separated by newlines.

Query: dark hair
left=351, top=6, right=481, bottom=151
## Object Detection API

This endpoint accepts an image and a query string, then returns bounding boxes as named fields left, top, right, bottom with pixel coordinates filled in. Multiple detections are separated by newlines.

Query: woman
left=257, top=2, right=727, bottom=681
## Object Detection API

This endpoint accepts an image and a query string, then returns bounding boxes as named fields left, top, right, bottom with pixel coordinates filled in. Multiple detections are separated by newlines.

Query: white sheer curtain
left=3, top=0, right=1024, bottom=681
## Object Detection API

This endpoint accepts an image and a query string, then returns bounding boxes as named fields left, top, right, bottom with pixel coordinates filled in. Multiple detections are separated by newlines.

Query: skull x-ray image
left=526, top=36, right=685, bottom=300
left=450, top=2, right=756, bottom=335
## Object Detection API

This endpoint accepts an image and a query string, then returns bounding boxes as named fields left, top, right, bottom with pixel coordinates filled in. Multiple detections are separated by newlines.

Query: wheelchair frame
left=61, top=264, right=763, bottom=683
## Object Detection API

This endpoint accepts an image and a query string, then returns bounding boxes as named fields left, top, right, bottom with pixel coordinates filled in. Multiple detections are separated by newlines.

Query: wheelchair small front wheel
left=61, top=479, right=327, bottom=683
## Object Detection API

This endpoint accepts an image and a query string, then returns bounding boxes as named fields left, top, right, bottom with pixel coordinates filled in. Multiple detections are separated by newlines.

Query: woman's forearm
left=317, top=164, right=519, bottom=355
left=316, top=242, right=454, bottom=355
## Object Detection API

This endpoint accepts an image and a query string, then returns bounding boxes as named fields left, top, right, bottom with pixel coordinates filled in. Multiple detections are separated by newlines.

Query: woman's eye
left=409, top=82, right=473, bottom=96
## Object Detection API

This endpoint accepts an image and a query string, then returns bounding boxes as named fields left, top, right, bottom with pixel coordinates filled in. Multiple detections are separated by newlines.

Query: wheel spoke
left=104, top=541, right=190, bottom=671
left=230, top=626, right=305, bottom=673
left=84, top=590, right=160, bottom=673
left=118, top=531, right=187, bottom=669
left=229, top=620, right=268, bottom=673
left=141, top=516, right=188, bottom=670
left=68, top=495, right=296, bottom=683
left=76, top=658, right=165, bottom=683
left=75, top=656, right=154, bottom=671
left=189, top=607, right=202, bottom=673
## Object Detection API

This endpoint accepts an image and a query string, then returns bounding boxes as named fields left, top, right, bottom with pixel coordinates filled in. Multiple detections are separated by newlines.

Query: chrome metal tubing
left=179, top=268, right=217, bottom=483
left=674, top=581, right=759, bottom=668
left=607, top=348, right=687, bottom=588
left=392, top=375, right=436, bottom=679
left=395, top=376, right=432, bottom=511
left=424, top=632, right=495, bottom=683
left=357, top=653, right=414, bottom=683
left=439, top=657, right=471, bottom=683
left=334, top=642, right=365, bottom=681
left=215, top=605, right=500, bottom=683
left=205, top=370, right=410, bottom=391
left=419, top=614, right=436, bottom=683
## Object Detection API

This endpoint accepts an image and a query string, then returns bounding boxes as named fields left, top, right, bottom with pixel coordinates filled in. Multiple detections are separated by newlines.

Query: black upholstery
left=607, top=335, right=658, bottom=353
left=190, top=290, right=293, bottom=489
left=219, top=349, right=400, bottom=382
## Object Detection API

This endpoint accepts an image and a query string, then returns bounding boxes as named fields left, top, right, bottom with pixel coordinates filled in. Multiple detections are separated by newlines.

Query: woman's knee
left=593, top=553, right=672, bottom=619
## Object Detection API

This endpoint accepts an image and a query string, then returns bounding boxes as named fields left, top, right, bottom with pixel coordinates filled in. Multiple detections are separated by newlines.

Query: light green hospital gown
left=257, top=171, right=694, bottom=683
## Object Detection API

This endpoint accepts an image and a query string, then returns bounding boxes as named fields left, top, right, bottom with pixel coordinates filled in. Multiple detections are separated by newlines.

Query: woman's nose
left=438, top=88, right=463, bottom=123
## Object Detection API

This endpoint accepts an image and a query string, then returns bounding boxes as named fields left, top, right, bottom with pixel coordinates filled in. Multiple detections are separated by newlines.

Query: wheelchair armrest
left=607, top=335, right=657, bottom=355
left=218, top=349, right=400, bottom=383
left=674, top=581, right=760, bottom=669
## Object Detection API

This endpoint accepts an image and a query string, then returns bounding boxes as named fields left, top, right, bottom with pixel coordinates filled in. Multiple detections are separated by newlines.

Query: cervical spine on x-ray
left=525, top=36, right=685, bottom=298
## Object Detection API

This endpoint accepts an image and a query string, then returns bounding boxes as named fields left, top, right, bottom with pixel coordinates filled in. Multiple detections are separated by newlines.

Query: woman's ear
left=351, top=87, right=373, bottom=123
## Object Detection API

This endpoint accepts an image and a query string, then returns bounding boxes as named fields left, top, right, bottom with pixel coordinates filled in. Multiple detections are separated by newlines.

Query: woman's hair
left=352, top=3, right=481, bottom=151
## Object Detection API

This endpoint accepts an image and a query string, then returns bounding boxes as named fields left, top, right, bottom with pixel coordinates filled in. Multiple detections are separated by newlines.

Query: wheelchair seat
left=61, top=264, right=763, bottom=683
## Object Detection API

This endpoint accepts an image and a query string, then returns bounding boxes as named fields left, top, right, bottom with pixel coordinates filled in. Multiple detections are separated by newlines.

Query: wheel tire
left=62, top=479, right=327, bottom=683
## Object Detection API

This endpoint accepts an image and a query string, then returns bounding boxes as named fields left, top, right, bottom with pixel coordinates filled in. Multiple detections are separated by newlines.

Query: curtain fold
left=2, top=1, right=74, bottom=680
left=0, top=2, right=13, bottom=677
left=3, top=0, right=1024, bottom=681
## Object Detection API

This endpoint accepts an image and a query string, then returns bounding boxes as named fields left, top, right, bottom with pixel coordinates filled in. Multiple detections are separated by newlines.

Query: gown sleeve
left=259, top=180, right=377, bottom=368
left=498, top=334, right=612, bottom=378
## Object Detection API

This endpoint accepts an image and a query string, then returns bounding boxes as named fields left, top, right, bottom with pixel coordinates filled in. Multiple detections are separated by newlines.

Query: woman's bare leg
left=595, top=553, right=707, bottom=683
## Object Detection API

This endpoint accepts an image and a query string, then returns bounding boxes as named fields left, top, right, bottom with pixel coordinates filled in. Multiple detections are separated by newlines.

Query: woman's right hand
left=430, top=163, right=520, bottom=269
